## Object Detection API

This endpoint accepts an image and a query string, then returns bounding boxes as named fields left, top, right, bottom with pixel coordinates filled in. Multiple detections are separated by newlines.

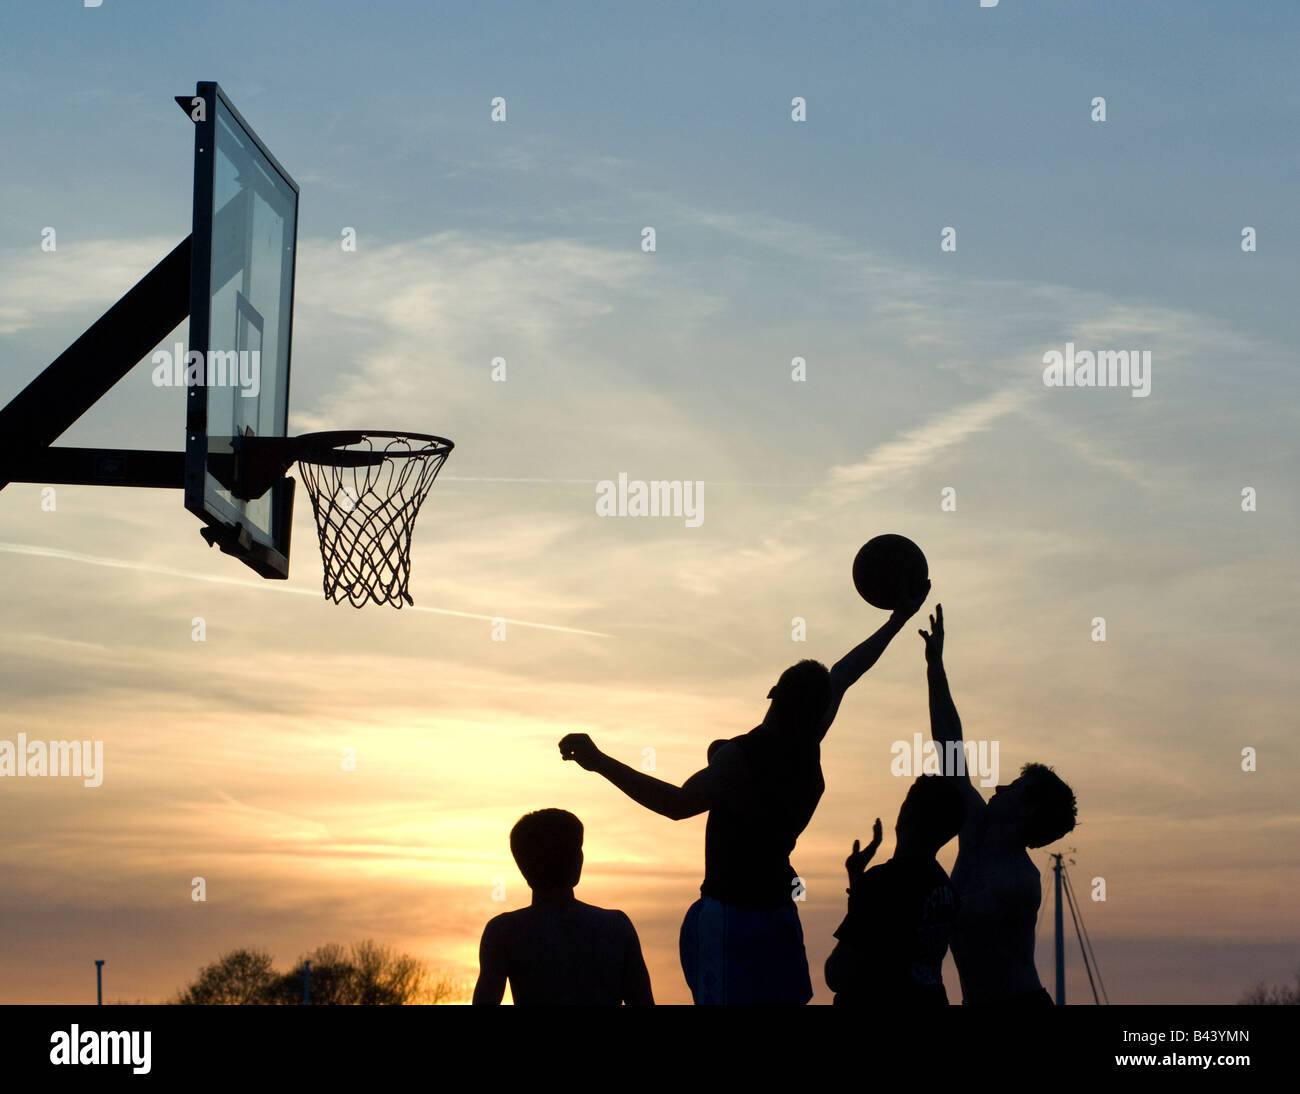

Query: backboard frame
left=183, top=81, right=299, bottom=580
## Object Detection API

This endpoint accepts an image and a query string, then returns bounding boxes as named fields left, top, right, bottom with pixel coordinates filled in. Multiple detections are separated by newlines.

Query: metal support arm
left=0, top=236, right=192, bottom=490
left=0, top=448, right=185, bottom=489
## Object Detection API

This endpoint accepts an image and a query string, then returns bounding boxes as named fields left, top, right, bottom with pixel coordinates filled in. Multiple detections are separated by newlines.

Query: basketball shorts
left=679, top=895, right=814, bottom=1005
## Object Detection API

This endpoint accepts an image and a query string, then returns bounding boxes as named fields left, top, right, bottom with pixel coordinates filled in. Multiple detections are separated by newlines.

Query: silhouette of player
left=472, top=808, right=653, bottom=1005
left=824, top=775, right=964, bottom=1005
left=559, top=586, right=929, bottom=1004
left=919, top=604, right=1078, bottom=1005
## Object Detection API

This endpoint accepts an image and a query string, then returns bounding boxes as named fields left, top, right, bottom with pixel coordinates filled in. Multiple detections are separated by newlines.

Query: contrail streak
left=0, top=541, right=612, bottom=637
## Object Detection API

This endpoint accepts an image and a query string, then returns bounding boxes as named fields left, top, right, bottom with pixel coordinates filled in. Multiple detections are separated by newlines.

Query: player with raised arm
left=918, top=604, right=1078, bottom=1005
left=559, top=581, right=929, bottom=1005
left=824, top=775, right=965, bottom=1006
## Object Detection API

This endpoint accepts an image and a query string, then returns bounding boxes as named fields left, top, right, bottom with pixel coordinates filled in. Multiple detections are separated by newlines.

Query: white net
left=295, top=432, right=452, bottom=608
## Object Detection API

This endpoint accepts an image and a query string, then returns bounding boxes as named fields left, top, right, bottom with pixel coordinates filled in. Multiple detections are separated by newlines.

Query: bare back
left=476, top=899, right=652, bottom=1005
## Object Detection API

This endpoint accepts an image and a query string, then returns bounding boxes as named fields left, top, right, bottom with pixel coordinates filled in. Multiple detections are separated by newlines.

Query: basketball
left=852, top=534, right=929, bottom=610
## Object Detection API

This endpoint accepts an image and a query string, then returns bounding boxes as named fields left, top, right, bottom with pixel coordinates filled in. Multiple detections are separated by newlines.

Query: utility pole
left=95, top=960, right=105, bottom=1006
left=1052, top=853, right=1065, bottom=1005
left=303, top=960, right=311, bottom=1005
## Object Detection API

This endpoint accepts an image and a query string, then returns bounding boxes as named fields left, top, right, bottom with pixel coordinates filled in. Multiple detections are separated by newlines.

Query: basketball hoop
left=294, top=431, right=453, bottom=608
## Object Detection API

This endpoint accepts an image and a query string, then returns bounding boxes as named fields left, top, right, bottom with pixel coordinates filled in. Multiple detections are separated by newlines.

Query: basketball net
left=295, top=433, right=452, bottom=608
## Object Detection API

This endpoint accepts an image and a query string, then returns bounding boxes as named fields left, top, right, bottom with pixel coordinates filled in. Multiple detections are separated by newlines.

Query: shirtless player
left=560, top=584, right=929, bottom=1004
left=918, top=604, right=1078, bottom=1005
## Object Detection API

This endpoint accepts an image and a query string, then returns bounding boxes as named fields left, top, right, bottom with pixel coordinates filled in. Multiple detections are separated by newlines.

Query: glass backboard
left=184, top=82, right=298, bottom=578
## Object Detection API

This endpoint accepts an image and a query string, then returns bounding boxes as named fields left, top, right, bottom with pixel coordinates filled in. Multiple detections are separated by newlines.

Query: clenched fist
left=559, top=733, right=603, bottom=771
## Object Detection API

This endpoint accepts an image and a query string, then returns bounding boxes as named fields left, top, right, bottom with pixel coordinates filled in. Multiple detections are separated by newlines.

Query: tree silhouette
left=175, top=948, right=278, bottom=1005
left=273, top=941, right=433, bottom=1005
left=175, top=941, right=461, bottom=1004
left=1239, top=967, right=1300, bottom=1005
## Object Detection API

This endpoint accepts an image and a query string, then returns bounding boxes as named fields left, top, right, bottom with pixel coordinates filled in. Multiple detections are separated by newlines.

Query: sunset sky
left=1, top=1, right=1296, bottom=1005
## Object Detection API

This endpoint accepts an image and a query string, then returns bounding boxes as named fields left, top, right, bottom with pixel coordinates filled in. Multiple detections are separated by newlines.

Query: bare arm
left=825, top=860, right=882, bottom=996
left=596, top=754, right=712, bottom=820
left=927, top=660, right=965, bottom=752
left=471, top=920, right=507, bottom=1005
left=919, top=604, right=970, bottom=780
left=824, top=940, right=865, bottom=995
left=621, top=917, right=655, bottom=1006
left=559, top=734, right=724, bottom=820
left=819, top=581, right=931, bottom=740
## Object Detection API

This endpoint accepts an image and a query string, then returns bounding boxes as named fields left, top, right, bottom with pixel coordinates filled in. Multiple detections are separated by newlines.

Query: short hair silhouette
left=510, top=808, right=583, bottom=889
left=898, top=774, right=966, bottom=849
left=1017, top=763, right=1078, bottom=848
left=770, top=660, right=831, bottom=730
left=476, top=808, right=654, bottom=1004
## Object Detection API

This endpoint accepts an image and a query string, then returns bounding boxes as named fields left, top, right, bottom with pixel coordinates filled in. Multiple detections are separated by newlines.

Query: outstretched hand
left=918, top=602, right=944, bottom=663
left=845, top=818, right=883, bottom=886
left=559, top=733, right=603, bottom=771
left=890, top=579, right=931, bottom=624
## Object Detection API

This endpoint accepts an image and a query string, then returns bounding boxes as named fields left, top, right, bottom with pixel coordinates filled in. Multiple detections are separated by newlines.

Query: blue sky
left=3, top=1, right=1296, bottom=321
left=0, top=0, right=1296, bottom=1005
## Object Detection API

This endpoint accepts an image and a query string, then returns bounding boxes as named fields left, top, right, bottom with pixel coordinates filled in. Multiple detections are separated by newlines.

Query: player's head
left=895, top=774, right=965, bottom=853
left=766, top=660, right=831, bottom=735
left=510, top=808, right=584, bottom=891
left=989, top=763, right=1078, bottom=848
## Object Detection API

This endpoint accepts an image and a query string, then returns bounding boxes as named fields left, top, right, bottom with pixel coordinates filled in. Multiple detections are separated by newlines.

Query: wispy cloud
left=824, top=385, right=1028, bottom=497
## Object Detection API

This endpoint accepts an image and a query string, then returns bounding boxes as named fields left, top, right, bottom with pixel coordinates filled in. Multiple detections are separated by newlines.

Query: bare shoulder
left=575, top=901, right=640, bottom=937
left=482, top=907, right=528, bottom=939
left=707, top=738, right=753, bottom=779
left=574, top=900, right=631, bottom=922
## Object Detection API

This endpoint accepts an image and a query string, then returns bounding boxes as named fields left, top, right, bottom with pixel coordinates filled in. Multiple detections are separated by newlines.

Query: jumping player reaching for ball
left=918, top=604, right=1078, bottom=1005
left=559, top=580, right=929, bottom=1005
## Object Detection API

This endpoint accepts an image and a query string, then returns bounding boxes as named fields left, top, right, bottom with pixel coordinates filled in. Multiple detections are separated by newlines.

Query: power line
left=1063, top=865, right=1110, bottom=1004
left=1062, top=866, right=1091, bottom=1000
